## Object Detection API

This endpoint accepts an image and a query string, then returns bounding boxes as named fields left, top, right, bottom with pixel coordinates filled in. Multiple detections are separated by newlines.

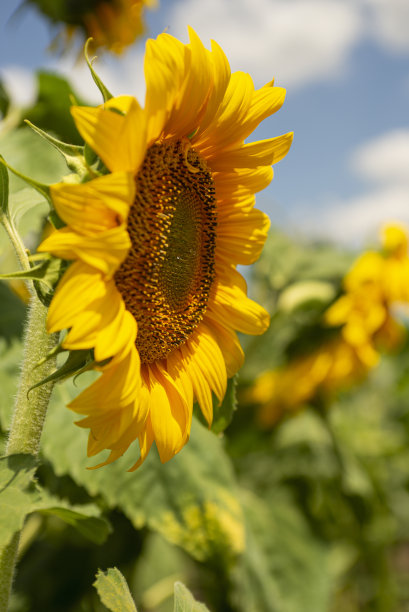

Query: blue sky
left=1, top=0, right=409, bottom=246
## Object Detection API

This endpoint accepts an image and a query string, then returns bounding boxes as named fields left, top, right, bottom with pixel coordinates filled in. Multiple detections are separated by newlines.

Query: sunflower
left=38, top=28, right=293, bottom=468
left=26, top=0, right=156, bottom=54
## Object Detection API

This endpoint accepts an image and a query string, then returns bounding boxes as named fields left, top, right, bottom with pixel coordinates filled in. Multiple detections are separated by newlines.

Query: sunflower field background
left=2, top=3, right=409, bottom=612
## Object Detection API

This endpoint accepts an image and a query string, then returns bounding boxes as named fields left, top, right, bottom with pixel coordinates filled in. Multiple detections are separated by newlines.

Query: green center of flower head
left=114, top=139, right=217, bottom=364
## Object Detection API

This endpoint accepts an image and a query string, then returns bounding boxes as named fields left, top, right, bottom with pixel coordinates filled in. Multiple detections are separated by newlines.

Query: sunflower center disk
left=114, top=139, right=217, bottom=364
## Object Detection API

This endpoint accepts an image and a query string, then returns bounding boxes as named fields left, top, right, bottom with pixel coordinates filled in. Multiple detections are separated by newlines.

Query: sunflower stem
left=0, top=295, right=58, bottom=610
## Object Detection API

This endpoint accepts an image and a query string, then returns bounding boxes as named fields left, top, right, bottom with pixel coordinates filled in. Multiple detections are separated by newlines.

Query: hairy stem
left=0, top=295, right=58, bottom=610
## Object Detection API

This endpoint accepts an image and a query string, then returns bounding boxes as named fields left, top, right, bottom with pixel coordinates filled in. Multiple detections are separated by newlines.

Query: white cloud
left=299, top=128, right=409, bottom=246
left=167, top=0, right=363, bottom=88
left=351, top=129, right=409, bottom=186
left=364, top=0, right=409, bottom=53
left=301, top=186, right=409, bottom=246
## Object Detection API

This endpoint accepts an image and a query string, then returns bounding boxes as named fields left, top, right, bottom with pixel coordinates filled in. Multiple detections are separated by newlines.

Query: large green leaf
left=42, top=380, right=244, bottom=564
left=231, top=489, right=332, bottom=612
left=0, top=454, right=110, bottom=548
left=0, top=127, right=67, bottom=195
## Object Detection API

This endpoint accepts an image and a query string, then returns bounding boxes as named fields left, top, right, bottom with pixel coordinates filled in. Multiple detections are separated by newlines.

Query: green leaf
left=0, top=283, right=26, bottom=343
left=39, top=504, right=111, bottom=545
left=94, top=568, right=137, bottom=612
left=0, top=126, right=67, bottom=196
left=231, top=489, right=332, bottom=612
left=0, top=155, right=9, bottom=217
left=173, top=582, right=210, bottom=612
left=0, top=454, right=110, bottom=548
left=24, top=120, right=87, bottom=176
left=42, top=382, right=245, bottom=564
left=28, top=349, right=91, bottom=393
left=211, top=376, right=238, bottom=434
left=0, top=259, right=54, bottom=286
left=0, top=454, right=38, bottom=549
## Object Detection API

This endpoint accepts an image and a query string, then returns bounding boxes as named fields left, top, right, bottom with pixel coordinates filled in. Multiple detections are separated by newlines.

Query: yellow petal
left=48, top=172, right=135, bottom=235
left=164, top=27, right=213, bottom=138
left=69, top=345, right=142, bottom=415
left=204, top=317, right=244, bottom=378
left=71, top=97, right=146, bottom=173
left=144, top=363, right=190, bottom=463
left=47, top=261, right=108, bottom=334
left=129, top=413, right=155, bottom=471
left=208, top=272, right=270, bottom=335
left=208, top=133, right=293, bottom=170
left=216, top=207, right=270, bottom=265
left=144, top=32, right=185, bottom=143
left=194, top=71, right=254, bottom=154
left=181, top=324, right=227, bottom=425
left=38, top=225, right=130, bottom=277
left=213, top=166, right=274, bottom=200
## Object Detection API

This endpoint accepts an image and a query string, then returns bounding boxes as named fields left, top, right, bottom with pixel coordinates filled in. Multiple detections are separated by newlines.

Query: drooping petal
left=180, top=324, right=227, bottom=425
left=143, top=363, right=190, bottom=463
left=69, top=345, right=142, bottom=415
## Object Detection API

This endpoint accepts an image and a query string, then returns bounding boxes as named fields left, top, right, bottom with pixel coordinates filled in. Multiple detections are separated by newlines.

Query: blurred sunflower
left=251, top=222, right=409, bottom=427
left=38, top=28, right=293, bottom=468
left=25, top=0, right=157, bottom=53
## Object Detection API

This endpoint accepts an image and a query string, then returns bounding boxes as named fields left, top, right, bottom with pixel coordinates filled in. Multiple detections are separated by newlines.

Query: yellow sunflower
left=27, top=0, right=156, bottom=54
left=38, top=27, right=293, bottom=468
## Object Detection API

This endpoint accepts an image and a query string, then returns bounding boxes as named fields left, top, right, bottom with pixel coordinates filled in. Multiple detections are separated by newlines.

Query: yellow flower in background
left=26, top=0, right=157, bottom=54
left=251, top=222, right=409, bottom=426
left=38, top=28, right=293, bottom=468
left=254, top=338, right=368, bottom=427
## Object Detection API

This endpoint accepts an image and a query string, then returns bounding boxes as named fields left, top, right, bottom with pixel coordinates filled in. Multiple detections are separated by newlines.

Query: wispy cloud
left=167, top=0, right=364, bottom=88
left=300, top=129, right=409, bottom=245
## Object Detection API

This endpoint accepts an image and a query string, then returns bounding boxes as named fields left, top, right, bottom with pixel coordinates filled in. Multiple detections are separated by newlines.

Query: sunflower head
left=37, top=27, right=293, bottom=469
left=26, top=0, right=156, bottom=53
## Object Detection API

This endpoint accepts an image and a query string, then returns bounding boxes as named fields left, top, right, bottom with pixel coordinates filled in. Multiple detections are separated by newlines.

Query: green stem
left=0, top=295, right=58, bottom=610
left=0, top=215, right=31, bottom=273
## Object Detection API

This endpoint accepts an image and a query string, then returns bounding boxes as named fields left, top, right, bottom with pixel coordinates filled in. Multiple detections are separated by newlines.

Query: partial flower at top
left=25, top=0, right=157, bottom=54
left=38, top=27, right=293, bottom=468
left=251, top=223, right=409, bottom=427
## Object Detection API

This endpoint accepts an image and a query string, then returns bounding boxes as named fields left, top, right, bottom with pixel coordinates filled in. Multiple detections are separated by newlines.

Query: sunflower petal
left=144, top=364, right=190, bottom=463
left=217, top=207, right=270, bottom=265
left=48, top=172, right=135, bottom=235
left=38, top=225, right=130, bottom=277
left=71, top=98, right=146, bottom=173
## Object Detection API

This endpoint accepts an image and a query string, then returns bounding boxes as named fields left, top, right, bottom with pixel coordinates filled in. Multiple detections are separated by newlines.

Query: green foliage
left=211, top=375, right=238, bottom=434
left=42, top=382, right=244, bottom=565
left=23, top=72, right=87, bottom=145
left=0, top=454, right=110, bottom=549
left=94, top=568, right=138, bottom=612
